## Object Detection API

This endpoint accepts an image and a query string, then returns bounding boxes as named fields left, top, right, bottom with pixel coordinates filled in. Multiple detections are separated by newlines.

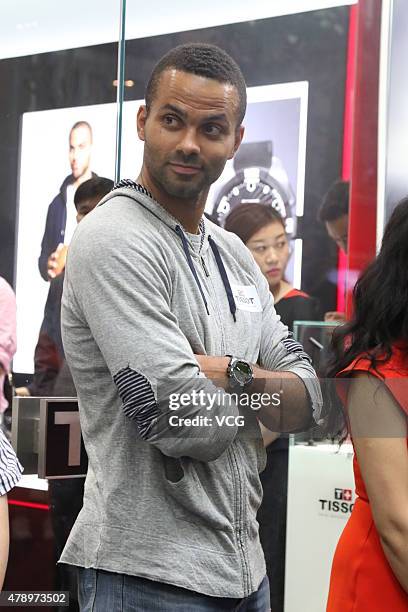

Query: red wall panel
left=346, top=0, right=382, bottom=316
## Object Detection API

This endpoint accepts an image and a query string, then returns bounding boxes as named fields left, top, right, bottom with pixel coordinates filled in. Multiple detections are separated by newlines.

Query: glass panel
left=114, top=0, right=127, bottom=182
left=1, top=3, right=125, bottom=597
left=0, top=2, right=123, bottom=376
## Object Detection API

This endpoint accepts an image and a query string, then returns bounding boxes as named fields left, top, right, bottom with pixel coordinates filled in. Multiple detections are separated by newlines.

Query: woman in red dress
left=326, top=198, right=408, bottom=610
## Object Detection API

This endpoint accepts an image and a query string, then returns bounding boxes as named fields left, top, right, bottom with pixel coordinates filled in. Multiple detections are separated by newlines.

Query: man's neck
left=73, top=169, right=93, bottom=190
left=137, top=170, right=207, bottom=234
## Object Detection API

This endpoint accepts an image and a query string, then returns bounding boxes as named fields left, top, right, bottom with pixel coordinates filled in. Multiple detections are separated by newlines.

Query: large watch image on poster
left=14, top=80, right=308, bottom=373
left=205, top=81, right=308, bottom=291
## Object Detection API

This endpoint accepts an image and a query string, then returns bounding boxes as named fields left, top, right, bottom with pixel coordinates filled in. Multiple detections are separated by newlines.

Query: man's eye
left=163, top=115, right=179, bottom=126
left=276, top=242, right=286, bottom=250
left=254, top=246, right=266, bottom=253
left=204, top=124, right=222, bottom=136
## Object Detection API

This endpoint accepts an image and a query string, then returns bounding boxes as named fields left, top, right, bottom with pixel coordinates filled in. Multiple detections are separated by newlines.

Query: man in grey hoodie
left=61, top=43, right=322, bottom=611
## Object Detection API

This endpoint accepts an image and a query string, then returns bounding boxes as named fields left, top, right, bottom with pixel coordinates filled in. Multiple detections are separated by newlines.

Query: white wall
left=2, top=0, right=356, bottom=60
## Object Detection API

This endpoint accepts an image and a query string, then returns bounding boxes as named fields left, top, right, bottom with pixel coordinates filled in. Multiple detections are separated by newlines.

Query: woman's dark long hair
left=325, top=197, right=408, bottom=437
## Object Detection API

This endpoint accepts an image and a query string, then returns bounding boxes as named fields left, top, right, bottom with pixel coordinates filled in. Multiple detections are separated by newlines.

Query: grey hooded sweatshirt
left=60, top=182, right=321, bottom=598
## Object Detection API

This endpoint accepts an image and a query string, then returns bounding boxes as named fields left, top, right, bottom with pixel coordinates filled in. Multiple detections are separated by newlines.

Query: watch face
left=233, top=360, right=253, bottom=385
left=213, top=169, right=289, bottom=230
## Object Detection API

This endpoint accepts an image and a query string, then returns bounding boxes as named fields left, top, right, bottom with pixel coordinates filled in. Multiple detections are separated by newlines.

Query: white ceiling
left=1, top=0, right=356, bottom=60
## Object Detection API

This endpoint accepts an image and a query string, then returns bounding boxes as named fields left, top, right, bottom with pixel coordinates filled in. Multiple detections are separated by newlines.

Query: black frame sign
left=38, top=398, right=88, bottom=479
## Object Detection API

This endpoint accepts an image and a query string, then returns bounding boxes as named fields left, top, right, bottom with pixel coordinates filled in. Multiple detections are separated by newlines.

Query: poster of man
left=14, top=81, right=307, bottom=374
left=38, top=121, right=95, bottom=281
left=15, top=104, right=117, bottom=373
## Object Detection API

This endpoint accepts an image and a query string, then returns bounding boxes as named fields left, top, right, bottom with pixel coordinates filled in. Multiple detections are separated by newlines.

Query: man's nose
left=176, top=129, right=200, bottom=157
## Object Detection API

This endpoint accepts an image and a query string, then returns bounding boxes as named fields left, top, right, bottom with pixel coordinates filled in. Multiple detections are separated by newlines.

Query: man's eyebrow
left=203, top=113, right=229, bottom=124
left=160, top=104, right=229, bottom=123
left=160, top=103, right=186, bottom=117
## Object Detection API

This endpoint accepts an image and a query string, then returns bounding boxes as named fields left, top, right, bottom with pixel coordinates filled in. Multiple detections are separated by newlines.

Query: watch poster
left=15, top=80, right=308, bottom=373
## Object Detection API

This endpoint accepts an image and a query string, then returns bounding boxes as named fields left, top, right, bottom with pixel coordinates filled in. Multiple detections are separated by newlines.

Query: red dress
left=326, top=346, right=408, bottom=611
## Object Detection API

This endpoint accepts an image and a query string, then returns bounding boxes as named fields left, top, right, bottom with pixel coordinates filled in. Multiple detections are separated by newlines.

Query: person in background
left=0, top=277, right=17, bottom=425
left=224, top=203, right=320, bottom=334
left=319, top=180, right=349, bottom=254
left=224, top=202, right=320, bottom=612
left=0, top=276, right=21, bottom=587
left=318, top=179, right=349, bottom=323
left=17, top=177, right=114, bottom=400
left=38, top=121, right=97, bottom=281
left=18, top=176, right=113, bottom=612
left=0, top=428, right=23, bottom=589
left=326, top=197, right=408, bottom=610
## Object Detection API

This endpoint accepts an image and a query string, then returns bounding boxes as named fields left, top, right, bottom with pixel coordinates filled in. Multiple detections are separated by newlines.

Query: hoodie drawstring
left=108, top=184, right=237, bottom=322
left=175, top=226, right=237, bottom=323
left=208, top=236, right=237, bottom=323
left=175, top=226, right=210, bottom=315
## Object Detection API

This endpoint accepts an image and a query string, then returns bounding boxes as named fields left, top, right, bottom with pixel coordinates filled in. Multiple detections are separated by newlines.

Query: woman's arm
left=0, top=279, right=17, bottom=374
left=0, top=494, right=9, bottom=590
left=348, top=372, right=408, bottom=593
left=0, top=430, right=23, bottom=590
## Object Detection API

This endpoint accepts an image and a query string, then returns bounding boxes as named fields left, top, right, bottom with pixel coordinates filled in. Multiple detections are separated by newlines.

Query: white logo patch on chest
left=230, top=284, right=262, bottom=312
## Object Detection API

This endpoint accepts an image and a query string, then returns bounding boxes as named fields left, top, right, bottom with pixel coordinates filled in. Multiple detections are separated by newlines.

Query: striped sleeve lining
left=113, top=366, right=160, bottom=439
left=0, top=430, right=23, bottom=496
left=281, top=335, right=312, bottom=364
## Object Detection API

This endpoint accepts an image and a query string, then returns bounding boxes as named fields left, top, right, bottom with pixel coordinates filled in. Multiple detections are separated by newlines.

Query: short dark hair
left=145, top=43, right=247, bottom=125
left=318, top=180, right=350, bottom=223
left=70, top=121, right=93, bottom=142
left=224, top=203, right=285, bottom=244
left=74, top=177, right=114, bottom=209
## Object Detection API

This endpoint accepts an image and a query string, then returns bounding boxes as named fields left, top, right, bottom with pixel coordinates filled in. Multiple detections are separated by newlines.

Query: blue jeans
left=77, top=568, right=270, bottom=611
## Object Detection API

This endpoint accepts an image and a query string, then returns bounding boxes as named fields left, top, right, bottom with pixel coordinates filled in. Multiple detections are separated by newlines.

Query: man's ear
left=229, top=125, right=245, bottom=160
left=136, top=105, right=147, bottom=141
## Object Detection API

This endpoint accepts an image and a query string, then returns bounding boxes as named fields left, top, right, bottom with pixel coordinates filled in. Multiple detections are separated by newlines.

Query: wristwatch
left=210, top=141, right=296, bottom=236
left=226, top=355, right=254, bottom=388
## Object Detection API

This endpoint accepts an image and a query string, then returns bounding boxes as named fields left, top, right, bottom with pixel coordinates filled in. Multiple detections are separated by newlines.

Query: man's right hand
left=47, top=243, right=67, bottom=279
left=15, top=387, right=31, bottom=397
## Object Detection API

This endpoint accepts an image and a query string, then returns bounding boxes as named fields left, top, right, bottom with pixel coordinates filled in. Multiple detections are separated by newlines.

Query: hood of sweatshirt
left=98, top=179, right=237, bottom=321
